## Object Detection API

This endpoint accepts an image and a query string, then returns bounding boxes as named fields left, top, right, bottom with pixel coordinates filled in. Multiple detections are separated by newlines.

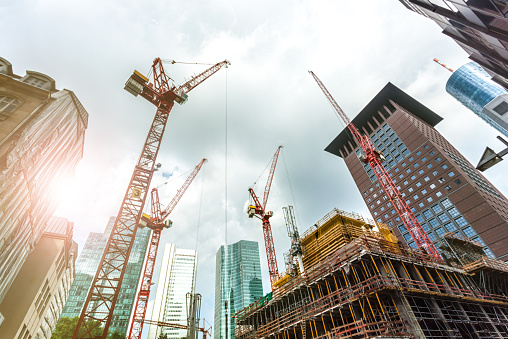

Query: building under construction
left=234, top=208, right=508, bottom=339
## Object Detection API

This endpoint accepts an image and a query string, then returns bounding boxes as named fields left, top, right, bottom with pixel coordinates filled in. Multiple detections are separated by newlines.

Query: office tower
left=445, top=61, right=508, bottom=138
left=398, top=0, right=508, bottom=89
left=60, top=216, right=150, bottom=334
left=147, top=244, right=198, bottom=339
left=0, top=217, right=78, bottom=339
left=0, top=56, right=88, bottom=304
left=214, top=240, right=263, bottom=339
left=326, top=82, right=508, bottom=261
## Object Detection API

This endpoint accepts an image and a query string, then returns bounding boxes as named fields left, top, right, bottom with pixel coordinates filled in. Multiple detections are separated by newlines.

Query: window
left=442, top=164, right=448, bottom=169
left=436, top=157, right=442, bottom=162
left=411, top=207, right=416, bottom=212
left=408, top=187, right=414, bottom=192
left=442, top=199, right=452, bottom=208
left=370, top=204, right=374, bottom=208
left=445, top=185, right=451, bottom=190
left=429, top=150, right=434, bottom=155
left=444, top=222, right=456, bottom=232
left=403, top=180, right=408, bottom=185
left=438, top=214, right=449, bottom=223
left=416, top=150, right=421, bottom=156
left=418, top=202, right=424, bottom=207
left=0, top=96, right=20, bottom=120
left=391, top=209, right=396, bottom=214
left=424, top=145, right=429, bottom=149
left=448, top=207, right=459, bottom=217
left=399, top=225, right=407, bottom=233
left=411, top=175, right=416, bottom=180
left=438, top=178, right=445, bottom=183
left=24, top=76, right=48, bottom=88
left=455, top=216, right=468, bottom=227
left=421, top=157, right=427, bottom=162
left=401, top=162, right=407, bottom=167
left=416, top=182, right=422, bottom=187
left=418, top=169, right=424, bottom=174
left=416, top=215, right=424, bottom=223
left=409, top=156, right=414, bottom=161
left=403, top=149, right=410, bottom=156
left=384, top=214, right=389, bottom=219
left=432, top=204, right=443, bottom=213
left=427, top=197, right=433, bottom=202
left=404, top=233, right=413, bottom=242
left=394, top=167, right=399, bottom=173
left=430, top=184, right=436, bottom=189
left=427, top=232, right=437, bottom=241
left=436, top=191, right=442, bottom=197
left=463, top=227, right=476, bottom=237
left=380, top=207, right=385, bottom=211
left=406, top=200, right=411, bottom=206
left=448, top=172, right=455, bottom=177
left=388, top=221, right=393, bottom=227
left=432, top=170, right=438, bottom=176
left=423, top=210, right=433, bottom=218
left=427, top=163, right=433, bottom=169
left=424, top=176, right=430, bottom=182
left=455, top=179, right=461, bottom=185
left=373, top=193, right=377, bottom=198
left=413, top=163, right=419, bottom=168
left=413, top=194, right=419, bottom=200
left=429, top=218, right=439, bottom=227
left=435, top=227, right=445, bottom=237
left=421, top=189, right=427, bottom=195
left=406, top=168, right=411, bottom=173
left=398, top=174, right=404, bottom=179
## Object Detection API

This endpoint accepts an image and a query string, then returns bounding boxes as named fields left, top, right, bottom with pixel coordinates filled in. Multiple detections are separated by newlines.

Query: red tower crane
left=74, top=58, right=229, bottom=339
left=247, top=145, right=283, bottom=289
left=308, top=71, right=442, bottom=261
left=128, top=158, right=207, bottom=339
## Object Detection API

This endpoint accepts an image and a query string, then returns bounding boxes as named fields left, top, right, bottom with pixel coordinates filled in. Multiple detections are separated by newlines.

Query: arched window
left=0, top=95, right=21, bottom=120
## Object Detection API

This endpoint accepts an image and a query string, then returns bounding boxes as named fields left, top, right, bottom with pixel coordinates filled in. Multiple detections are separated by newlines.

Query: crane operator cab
left=247, top=205, right=257, bottom=218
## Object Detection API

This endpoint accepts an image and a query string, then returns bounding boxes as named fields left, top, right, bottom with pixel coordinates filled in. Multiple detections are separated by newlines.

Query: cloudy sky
left=4, top=0, right=508, bottom=337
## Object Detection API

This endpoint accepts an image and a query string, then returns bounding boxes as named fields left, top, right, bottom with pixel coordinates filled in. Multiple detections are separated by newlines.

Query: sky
left=4, top=0, right=508, bottom=337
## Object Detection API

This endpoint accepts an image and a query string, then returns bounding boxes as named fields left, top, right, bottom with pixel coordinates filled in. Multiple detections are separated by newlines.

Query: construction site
left=234, top=208, right=508, bottom=339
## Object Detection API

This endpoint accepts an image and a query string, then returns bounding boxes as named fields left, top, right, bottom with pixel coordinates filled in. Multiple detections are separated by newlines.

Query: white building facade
left=148, top=244, right=198, bottom=339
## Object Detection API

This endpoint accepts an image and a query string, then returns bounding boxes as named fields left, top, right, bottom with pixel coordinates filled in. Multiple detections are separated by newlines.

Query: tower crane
left=282, top=206, right=304, bottom=276
left=247, top=146, right=283, bottom=289
left=74, top=58, right=229, bottom=339
left=308, top=71, right=442, bottom=261
left=129, top=158, right=207, bottom=339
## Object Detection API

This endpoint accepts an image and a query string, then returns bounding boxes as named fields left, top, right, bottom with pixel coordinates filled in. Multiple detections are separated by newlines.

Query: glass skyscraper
left=60, top=216, right=151, bottom=334
left=214, top=240, right=264, bottom=339
left=446, top=62, right=508, bottom=138
left=147, top=244, right=198, bottom=339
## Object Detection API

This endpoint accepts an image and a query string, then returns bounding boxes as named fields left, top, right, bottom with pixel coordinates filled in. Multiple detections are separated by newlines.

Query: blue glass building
left=214, top=240, right=264, bottom=339
left=446, top=62, right=508, bottom=138
left=59, top=217, right=151, bottom=334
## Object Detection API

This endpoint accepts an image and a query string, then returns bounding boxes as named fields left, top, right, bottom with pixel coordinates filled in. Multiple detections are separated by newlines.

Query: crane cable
left=224, top=65, right=230, bottom=339
left=281, top=149, right=303, bottom=230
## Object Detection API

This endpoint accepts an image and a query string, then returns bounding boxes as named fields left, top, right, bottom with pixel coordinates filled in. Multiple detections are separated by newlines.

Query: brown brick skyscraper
left=326, top=83, right=508, bottom=261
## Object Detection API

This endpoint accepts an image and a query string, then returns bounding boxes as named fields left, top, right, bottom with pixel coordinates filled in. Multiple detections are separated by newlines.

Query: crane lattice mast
left=308, top=71, right=441, bottom=260
left=128, top=158, right=207, bottom=339
left=74, top=58, right=229, bottom=339
left=247, top=146, right=283, bottom=289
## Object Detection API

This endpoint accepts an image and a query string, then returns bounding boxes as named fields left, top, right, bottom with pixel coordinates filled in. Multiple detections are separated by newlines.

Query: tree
left=51, top=316, right=103, bottom=339
left=157, top=333, right=168, bottom=339
left=108, top=330, right=127, bottom=339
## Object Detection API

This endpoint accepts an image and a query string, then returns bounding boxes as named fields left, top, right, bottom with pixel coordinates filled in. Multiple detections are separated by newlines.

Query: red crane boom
left=308, top=71, right=441, bottom=260
left=74, top=58, right=229, bottom=339
left=128, top=158, right=207, bottom=339
left=247, top=146, right=283, bottom=289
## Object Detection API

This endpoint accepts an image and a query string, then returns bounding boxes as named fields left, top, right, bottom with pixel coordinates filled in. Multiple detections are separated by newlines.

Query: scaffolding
left=235, top=209, right=508, bottom=339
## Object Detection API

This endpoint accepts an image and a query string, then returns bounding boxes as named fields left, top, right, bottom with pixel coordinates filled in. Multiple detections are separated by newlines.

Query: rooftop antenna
left=433, top=58, right=454, bottom=72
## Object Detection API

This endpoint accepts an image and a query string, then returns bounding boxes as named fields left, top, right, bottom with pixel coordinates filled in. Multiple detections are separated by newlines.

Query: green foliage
left=51, top=316, right=103, bottom=338
left=108, top=330, right=127, bottom=339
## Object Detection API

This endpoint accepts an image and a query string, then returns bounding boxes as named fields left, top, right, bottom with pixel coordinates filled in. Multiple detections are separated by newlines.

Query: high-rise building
left=398, top=0, right=508, bottom=89
left=147, top=244, right=198, bottom=339
left=445, top=61, right=508, bottom=138
left=60, top=216, right=150, bottom=334
left=214, top=240, right=264, bottom=339
left=0, top=56, right=88, bottom=304
left=0, top=216, right=78, bottom=339
left=326, top=82, right=508, bottom=261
